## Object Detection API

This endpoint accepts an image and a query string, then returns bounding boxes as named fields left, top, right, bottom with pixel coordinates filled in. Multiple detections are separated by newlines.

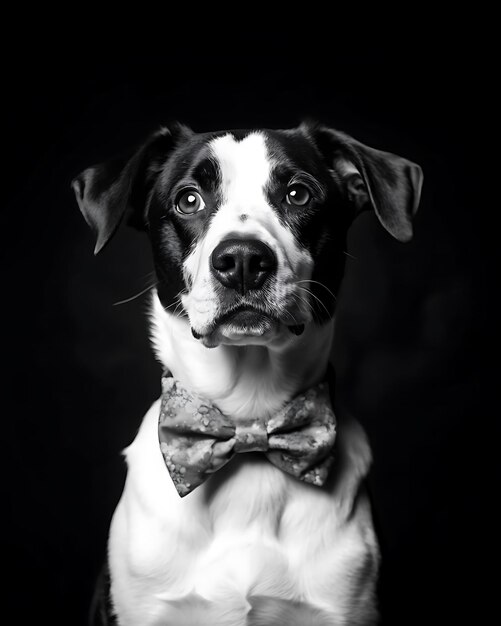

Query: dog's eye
left=176, top=190, right=206, bottom=215
left=285, top=184, right=311, bottom=207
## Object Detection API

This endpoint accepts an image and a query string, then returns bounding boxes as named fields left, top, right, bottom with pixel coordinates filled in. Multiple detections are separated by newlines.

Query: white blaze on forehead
left=209, top=132, right=271, bottom=206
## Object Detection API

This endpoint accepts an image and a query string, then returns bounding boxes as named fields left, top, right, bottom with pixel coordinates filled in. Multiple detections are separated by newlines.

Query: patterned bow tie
left=158, top=373, right=337, bottom=497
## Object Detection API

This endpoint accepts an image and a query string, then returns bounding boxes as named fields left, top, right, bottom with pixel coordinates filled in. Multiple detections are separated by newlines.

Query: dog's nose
left=210, top=238, right=277, bottom=294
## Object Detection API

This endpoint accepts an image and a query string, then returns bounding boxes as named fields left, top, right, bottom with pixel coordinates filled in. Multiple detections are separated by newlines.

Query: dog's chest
left=108, top=399, right=378, bottom=625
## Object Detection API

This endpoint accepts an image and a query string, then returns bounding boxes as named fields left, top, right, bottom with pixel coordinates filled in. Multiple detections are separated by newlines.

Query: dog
left=73, top=121, right=423, bottom=625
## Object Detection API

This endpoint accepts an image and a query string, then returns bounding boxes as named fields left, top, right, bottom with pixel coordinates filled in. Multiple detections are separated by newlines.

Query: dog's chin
left=193, top=308, right=305, bottom=348
left=201, top=310, right=279, bottom=348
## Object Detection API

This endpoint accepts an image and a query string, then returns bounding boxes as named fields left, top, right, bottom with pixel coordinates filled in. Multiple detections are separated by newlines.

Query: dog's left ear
left=305, top=124, right=424, bottom=242
left=72, top=123, right=191, bottom=254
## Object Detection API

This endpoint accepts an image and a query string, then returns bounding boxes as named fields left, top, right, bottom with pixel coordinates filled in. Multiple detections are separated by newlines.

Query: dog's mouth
left=191, top=305, right=305, bottom=347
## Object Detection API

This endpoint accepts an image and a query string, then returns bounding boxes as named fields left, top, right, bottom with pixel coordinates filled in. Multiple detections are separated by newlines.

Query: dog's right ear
left=72, top=123, right=192, bottom=254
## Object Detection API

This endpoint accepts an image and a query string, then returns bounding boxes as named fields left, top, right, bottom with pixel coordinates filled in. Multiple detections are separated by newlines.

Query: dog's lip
left=213, top=305, right=278, bottom=328
left=191, top=305, right=308, bottom=342
left=192, top=305, right=278, bottom=340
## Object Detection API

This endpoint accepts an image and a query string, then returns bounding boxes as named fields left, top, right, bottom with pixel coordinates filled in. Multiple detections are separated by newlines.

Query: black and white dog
left=73, top=122, right=423, bottom=625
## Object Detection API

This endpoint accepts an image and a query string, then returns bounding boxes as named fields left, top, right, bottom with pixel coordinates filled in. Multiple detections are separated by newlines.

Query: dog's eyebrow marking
left=239, top=214, right=248, bottom=222
left=192, top=157, right=221, bottom=192
left=288, top=172, right=326, bottom=200
left=268, top=164, right=327, bottom=204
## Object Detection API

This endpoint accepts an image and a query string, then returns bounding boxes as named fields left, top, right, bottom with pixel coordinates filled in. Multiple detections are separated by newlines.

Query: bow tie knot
left=233, top=418, right=269, bottom=453
left=158, top=375, right=337, bottom=497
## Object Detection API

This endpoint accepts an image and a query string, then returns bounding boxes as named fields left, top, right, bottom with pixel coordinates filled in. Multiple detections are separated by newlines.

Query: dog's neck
left=150, top=292, right=334, bottom=419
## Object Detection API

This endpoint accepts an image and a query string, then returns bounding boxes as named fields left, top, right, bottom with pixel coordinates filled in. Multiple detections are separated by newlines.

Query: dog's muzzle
left=210, top=238, right=277, bottom=295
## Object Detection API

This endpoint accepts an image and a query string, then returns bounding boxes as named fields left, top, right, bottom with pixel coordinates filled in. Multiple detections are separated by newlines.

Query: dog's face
left=73, top=123, right=422, bottom=348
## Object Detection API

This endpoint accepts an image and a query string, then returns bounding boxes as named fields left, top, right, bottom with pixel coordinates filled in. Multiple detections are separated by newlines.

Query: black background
left=4, top=27, right=497, bottom=625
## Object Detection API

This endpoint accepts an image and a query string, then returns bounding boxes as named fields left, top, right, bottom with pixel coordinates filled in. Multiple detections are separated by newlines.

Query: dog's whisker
left=282, top=307, right=299, bottom=326
left=138, top=270, right=157, bottom=280
left=163, top=300, right=180, bottom=311
left=113, top=283, right=158, bottom=306
left=290, top=291, right=313, bottom=315
left=296, top=286, right=331, bottom=318
left=172, top=296, right=187, bottom=317
left=290, top=291, right=318, bottom=324
left=166, top=298, right=182, bottom=314
left=163, top=291, right=184, bottom=311
left=295, top=280, right=337, bottom=301
left=290, top=289, right=310, bottom=311
left=343, top=250, right=357, bottom=260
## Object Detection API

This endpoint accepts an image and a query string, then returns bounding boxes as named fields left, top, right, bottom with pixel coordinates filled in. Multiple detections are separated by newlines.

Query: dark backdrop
left=4, top=31, right=496, bottom=625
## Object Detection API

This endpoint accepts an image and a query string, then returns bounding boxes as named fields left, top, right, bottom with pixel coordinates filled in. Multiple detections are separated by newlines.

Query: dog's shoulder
left=332, top=413, right=374, bottom=533
left=331, top=411, right=373, bottom=509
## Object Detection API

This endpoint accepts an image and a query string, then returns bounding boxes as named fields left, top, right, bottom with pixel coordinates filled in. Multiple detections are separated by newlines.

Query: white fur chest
left=108, top=402, right=379, bottom=626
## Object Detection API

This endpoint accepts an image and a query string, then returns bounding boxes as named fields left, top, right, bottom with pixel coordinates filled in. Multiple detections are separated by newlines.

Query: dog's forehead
left=166, top=128, right=323, bottom=190
left=208, top=132, right=271, bottom=197
left=211, top=129, right=321, bottom=171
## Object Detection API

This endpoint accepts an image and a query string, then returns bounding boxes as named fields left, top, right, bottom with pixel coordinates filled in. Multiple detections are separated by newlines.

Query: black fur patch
left=148, top=134, right=224, bottom=310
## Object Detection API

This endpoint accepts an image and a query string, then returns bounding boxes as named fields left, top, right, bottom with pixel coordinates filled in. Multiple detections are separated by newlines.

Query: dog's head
left=73, top=123, right=422, bottom=348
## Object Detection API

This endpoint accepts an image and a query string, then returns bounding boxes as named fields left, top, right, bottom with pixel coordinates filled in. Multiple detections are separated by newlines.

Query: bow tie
left=158, top=373, right=337, bottom=497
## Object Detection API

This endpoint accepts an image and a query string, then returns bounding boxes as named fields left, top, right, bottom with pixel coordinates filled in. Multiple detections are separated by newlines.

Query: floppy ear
left=72, top=123, right=192, bottom=254
left=305, top=124, right=424, bottom=242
